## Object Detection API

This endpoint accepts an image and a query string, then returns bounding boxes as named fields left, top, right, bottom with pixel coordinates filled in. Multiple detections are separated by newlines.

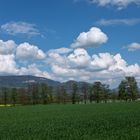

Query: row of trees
left=0, top=76, right=139, bottom=106
left=0, top=83, right=54, bottom=106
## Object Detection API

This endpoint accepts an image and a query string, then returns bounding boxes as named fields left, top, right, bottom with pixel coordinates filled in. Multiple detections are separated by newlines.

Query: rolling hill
left=0, top=75, right=60, bottom=88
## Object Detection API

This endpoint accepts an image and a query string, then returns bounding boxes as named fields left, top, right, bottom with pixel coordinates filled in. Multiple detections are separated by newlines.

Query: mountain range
left=0, top=75, right=60, bottom=88
left=0, top=75, right=90, bottom=90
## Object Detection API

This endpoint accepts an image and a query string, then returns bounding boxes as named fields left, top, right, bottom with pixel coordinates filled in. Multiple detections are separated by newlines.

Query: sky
left=0, top=0, right=140, bottom=88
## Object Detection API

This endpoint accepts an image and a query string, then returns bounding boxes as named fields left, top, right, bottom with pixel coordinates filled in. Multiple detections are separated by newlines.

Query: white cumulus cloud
left=71, top=27, right=108, bottom=48
left=0, top=54, right=18, bottom=75
left=91, top=53, right=115, bottom=69
left=46, top=48, right=140, bottom=87
left=68, top=48, right=91, bottom=68
left=16, top=42, right=46, bottom=61
left=19, top=64, right=52, bottom=79
left=0, top=40, right=16, bottom=55
left=0, top=38, right=140, bottom=88
left=0, top=39, right=50, bottom=79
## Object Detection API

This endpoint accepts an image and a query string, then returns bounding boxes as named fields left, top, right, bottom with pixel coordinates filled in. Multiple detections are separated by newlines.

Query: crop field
left=0, top=102, right=140, bottom=140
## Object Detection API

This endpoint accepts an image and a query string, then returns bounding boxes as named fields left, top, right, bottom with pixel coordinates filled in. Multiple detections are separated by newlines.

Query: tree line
left=0, top=76, right=139, bottom=106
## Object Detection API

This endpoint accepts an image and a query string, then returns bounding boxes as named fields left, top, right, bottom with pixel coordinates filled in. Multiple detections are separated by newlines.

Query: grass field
left=0, top=102, right=140, bottom=140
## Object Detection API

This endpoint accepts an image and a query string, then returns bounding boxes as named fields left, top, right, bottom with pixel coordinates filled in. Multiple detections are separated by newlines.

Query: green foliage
left=89, top=85, right=94, bottom=103
left=1, top=87, right=8, bottom=106
left=92, top=82, right=110, bottom=103
left=118, top=77, right=139, bottom=101
left=126, top=77, right=139, bottom=100
left=0, top=77, right=139, bottom=105
left=72, top=83, right=78, bottom=104
left=59, top=86, right=67, bottom=104
left=81, top=83, right=88, bottom=104
left=1, top=102, right=140, bottom=139
left=40, top=83, right=48, bottom=104
left=11, top=88, right=18, bottom=106
left=47, top=86, right=54, bottom=103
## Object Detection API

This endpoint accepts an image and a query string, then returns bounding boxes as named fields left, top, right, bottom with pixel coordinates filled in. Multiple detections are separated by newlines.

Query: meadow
left=0, top=102, right=140, bottom=140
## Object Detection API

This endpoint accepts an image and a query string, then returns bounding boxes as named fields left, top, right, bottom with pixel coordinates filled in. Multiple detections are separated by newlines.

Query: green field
left=0, top=102, right=140, bottom=140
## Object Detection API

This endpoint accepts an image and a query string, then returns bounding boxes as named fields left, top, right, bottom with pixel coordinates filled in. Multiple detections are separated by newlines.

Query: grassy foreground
left=0, top=102, right=140, bottom=140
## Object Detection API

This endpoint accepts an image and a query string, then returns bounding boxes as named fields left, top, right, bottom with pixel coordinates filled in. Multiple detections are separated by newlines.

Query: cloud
left=96, top=18, right=140, bottom=26
left=68, top=48, right=91, bottom=68
left=91, top=53, right=115, bottom=69
left=0, top=54, right=18, bottom=75
left=19, top=64, right=52, bottom=79
left=16, top=42, right=46, bottom=61
left=0, top=38, right=140, bottom=88
left=89, top=0, right=140, bottom=9
left=0, top=40, right=16, bottom=55
left=71, top=27, right=108, bottom=48
left=0, top=41, right=51, bottom=79
left=48, top=47, right=72, bottom=54
left=127, top=42, right=140, bottom=51
left=46, top=48, right=140, bottom=87
left=1, top=22, right=40, bottom=37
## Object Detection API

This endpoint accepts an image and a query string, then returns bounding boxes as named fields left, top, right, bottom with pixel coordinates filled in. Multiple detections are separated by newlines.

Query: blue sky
left=0, top=0, right=140, bottom=87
